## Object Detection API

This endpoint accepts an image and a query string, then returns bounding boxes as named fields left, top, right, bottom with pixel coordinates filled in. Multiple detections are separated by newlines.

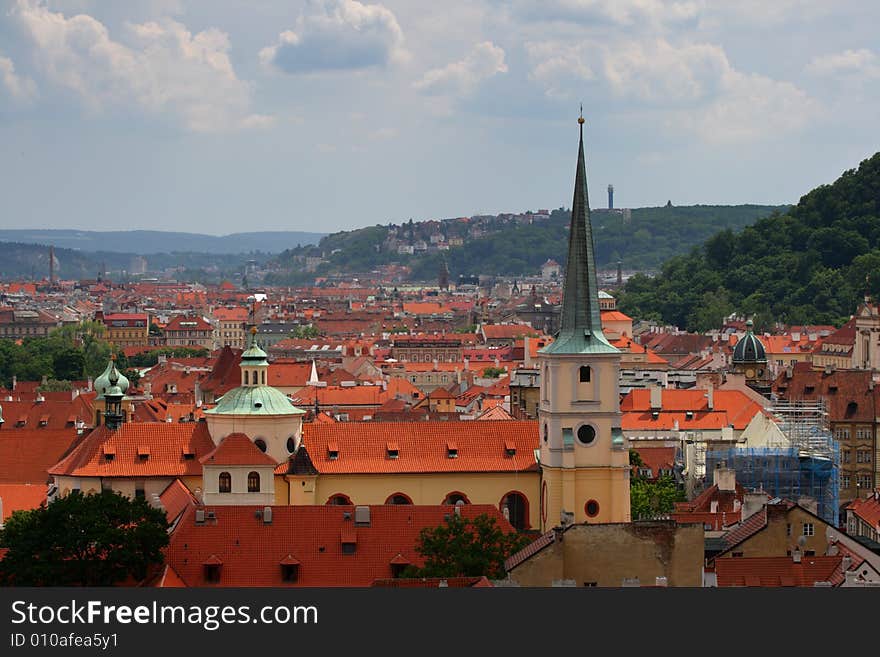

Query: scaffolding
left=706, top=399, right=840, bottom=526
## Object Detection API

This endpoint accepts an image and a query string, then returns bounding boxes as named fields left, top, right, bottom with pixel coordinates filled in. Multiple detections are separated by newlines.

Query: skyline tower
left=536, top=113, right=630, bottom=530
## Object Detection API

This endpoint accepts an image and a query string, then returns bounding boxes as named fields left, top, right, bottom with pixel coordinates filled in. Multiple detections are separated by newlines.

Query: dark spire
left=542, top=112, right=616, bottom=355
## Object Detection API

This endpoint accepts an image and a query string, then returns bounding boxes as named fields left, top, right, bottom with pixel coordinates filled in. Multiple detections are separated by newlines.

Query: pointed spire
left=308, top=359, right=320, bottom=386
left=543, top=111, right=615, bottom=355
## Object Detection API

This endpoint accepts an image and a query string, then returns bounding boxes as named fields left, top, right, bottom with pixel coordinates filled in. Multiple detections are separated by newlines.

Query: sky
left=0, top=0, right=878, bottom=236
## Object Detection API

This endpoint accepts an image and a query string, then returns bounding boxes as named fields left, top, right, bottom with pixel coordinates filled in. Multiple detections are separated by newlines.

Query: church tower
left=536, top=113, right=630, bottom=530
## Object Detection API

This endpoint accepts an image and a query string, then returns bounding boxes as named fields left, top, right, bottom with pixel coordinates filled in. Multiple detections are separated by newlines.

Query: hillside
left=0, top=242, right=270, bottom=283
left=0, top=229, right=325, bottom=255
left=618, top=152, right=880, bottom=331
left=267, top=204, right=784, bottom=284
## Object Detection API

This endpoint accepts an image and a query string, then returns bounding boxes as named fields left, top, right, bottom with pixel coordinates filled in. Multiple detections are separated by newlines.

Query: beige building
left=504, top=521, right=704, bottom=587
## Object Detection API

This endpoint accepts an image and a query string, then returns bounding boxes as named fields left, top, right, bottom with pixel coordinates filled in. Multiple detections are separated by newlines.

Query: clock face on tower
left=745, top=368, right=755, bottom=378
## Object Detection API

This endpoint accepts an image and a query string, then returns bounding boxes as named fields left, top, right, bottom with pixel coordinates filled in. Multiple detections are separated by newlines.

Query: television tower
left=607, top=184, right=614, bottom=210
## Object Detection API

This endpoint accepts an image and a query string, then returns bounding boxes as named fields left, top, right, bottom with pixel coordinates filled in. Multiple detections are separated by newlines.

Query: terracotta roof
left=505, top=530, right=557, bottom=571
left=163, top=504, right=513, bottom=587
left=715, top=556, right=842, bottom=587
left=621, top=389, right=763, bottom=431
left=0, top=428, right=83, bottom=484
left=481, top=324, right=539, bottom=339
left=158, top=479, right=199, bottom=525
left=848, top=493, right=880, bottom=530
left=286, top=421, right=539, bottom=474
left=48, top=423, right=215, bottom=478
left=200, top=433, right=278, bottom=467
left=0, top=483, right=47, bottom=520
left=0, top=397, right=93, bottom=431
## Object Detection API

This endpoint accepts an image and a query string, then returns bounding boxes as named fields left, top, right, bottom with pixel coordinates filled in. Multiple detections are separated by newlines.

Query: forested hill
left=618, top=152, right=880, bottom=331
left=268, top=204, right=784, bottom=284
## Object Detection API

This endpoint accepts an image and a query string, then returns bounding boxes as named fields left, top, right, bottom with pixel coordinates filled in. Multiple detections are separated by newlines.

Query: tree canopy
left=618, top=152, right=880, bottom=330
left=404, top=512, right=531, bottom=579
left=0, top=491, right=169, bottom=586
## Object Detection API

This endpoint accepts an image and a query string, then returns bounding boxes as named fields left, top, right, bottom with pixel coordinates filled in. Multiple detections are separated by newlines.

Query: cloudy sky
left=0, top=0, right=877, bottom=235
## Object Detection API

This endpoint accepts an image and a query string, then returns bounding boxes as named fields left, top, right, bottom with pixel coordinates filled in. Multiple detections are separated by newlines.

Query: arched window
left=326, top=494, right=353, bottom=505
left=261, top=370, right=266, bottom=385
left=247, top=471, right=260, bottom=493
left=585, top=499, right=600, bottom=518
left=286, top=437, right=297, bottom=453
left=219, top=472, right=231, bottom=493
left=254, top=439, right=267, bottom=453
left=443, top=492, right=470, bottom=505
left=385, top=493, right=413, bottom=505
left=500, top=491, right=530, bottom=531
left=579, top=366, right=591, bottom=383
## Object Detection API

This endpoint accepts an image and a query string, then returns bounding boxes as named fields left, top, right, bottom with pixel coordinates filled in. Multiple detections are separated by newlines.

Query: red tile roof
left=621, top=389, right=764, bottom=431
left=0, top=428, right=83, bottom=484
left=48, top=423, right=216, bottom=478
left=848, top=493, right=880, bottom=530
left=163, top=504, right=513, bottom=587
left=200, top=433, right=278, bottom=467
left=0, top=483, right=47, bottom=520
left=715, top=556, right=843, bottom=587
left=287, top=421, right=539, bottom=474
left=158, top=479, right=199, bottom=525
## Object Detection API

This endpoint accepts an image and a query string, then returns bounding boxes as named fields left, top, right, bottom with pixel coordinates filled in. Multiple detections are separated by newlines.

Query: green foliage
left=404, top=513, right=531, bottom=579
left=289, top=325, right=319, bottom=339
left=481, top=367, right=507, bottom=378
left=618, top=152, right=880, bottom=329
left=127, top=347, right=209, bottom=368
left=630, top=475, right=686, bottom=521
left=0, top=491, right=169, bottom=586
left=37, top=379, right=74, bottom=392
left=268, top=205, right=783, bottom=283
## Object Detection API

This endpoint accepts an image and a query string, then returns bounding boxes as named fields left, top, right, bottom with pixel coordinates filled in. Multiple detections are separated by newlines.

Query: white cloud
left=527, top=37, right=818, bottom=143
left=414, top=41, right=507, bottom=96
left=260, top=0, right=405, bottom=74
left=0, top=54, right=37, bottom=102
left=807, top=49, right=880, bottom=78
left=11, top=0, right=270, bottom=132
left=505, top=0, right=701, bottom=28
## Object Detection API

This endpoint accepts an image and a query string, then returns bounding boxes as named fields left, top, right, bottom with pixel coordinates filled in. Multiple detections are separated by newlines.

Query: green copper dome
left=204, top=385, right=306, bottom=416
left=94, top=357, right=130, bottom=399
left=241, top=326, right=268, bottom=364
left=732, top=320, right=767, bottom=363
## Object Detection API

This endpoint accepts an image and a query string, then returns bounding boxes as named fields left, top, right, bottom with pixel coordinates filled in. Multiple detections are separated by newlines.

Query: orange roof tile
left=288, top=421, right=539, bottom=474
left=48, top=423, right=216, bottom=478
left=0, top=483, right=47, bottom=520
left=0, top=428, right=82, bottom=484
left=163, top=504, right=513, bottom=587
left=200, top=433, right=278, bottom=467
left=715, top=556, right=842, bottom=587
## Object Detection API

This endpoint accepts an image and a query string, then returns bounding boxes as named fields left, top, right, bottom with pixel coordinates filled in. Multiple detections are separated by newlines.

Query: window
left=385, top=493, right=412, bottom=505
left=579, top=366, right=591, bottom=383
left=577, top=424, right=596, bottom=446
left=254, top=439, right=267, bottom=453
left=342, top=543, right=356, bottom=555
left=204, top=565, right=221, bottom=583
left=280, top=564, right=299, bottom=583
left=858, top=474, right=873, bottom=489
left=842, top=450, right=851, bottom=464
left=585, top=500, right=600, bottom=518
left=786, top=523, right=792, bottom=537
left=287, top=437, right=296, bottom=453
left=842, top=475, right=851, bottom=489
left=444, top=492, right=469, bottom=505
left=327, top=494, right=352, bottom=505
left=219, top=472, right=231, bottom=493
left=732, top=552, right=744, bottom=558
left=583, top=582, right=597, bottom=587
left=247, top=471, right=260, bottom=493
left=857, top=451, right=872, bottom=463
left=802, top=523, right=814, bottom=537
left=543, top=424, right=548, bottom=443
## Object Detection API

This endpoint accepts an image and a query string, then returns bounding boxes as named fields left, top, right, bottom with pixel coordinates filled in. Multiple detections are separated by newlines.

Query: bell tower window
left=579, top=366, right=591, bottom=383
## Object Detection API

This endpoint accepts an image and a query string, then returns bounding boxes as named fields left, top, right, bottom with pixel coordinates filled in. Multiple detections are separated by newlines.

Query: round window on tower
left=576, top=424, right=596, bottom=446
left=585, top=500, right=600, bottom=518
left=254, top=438, right=267, bottom=453
left=286, top=437, right=296, bottom=453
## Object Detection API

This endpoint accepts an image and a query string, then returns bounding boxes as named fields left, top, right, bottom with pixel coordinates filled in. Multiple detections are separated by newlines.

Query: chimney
left=706, top=382, right=714, bottom=411
left=742, top=492, right=766, bottom=520
left=792, top=549, right=802, bottom=563
left=11, top=376, right=16, bottom=391
left=713, top=465, right=735, bottom=492
left=791, top=331, right=801, bottom=342
left=194, top=379, right=202, bottom=406
left=87, top=377, right=93, bottom=392
left=650, top=385, right=662, bottom=411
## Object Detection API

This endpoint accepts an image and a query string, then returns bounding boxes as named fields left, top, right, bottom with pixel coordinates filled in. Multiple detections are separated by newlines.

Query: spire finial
left=578, top=104, right=584, bottom=125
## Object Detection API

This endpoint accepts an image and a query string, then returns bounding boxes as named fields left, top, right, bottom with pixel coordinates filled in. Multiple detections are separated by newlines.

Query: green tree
left=0, top=491, right=169, bottom=586
left=289, top=325, right=320, bottom=339
left=481, top=367, right=506, bottom=378
left=404, top=513, right=531, bottom=579
left=630, top=475, right=686, bottom=521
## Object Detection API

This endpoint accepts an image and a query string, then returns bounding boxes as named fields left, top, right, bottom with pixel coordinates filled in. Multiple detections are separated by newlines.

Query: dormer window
left=504, top=440, right=516, bottom=457
left=137, top=446, right=150, bottom=461
left=447, top=441, right=458, bottom=459
left=387, top=442, right=399, bottom=459
left=328, top=442, right=339, bottom=460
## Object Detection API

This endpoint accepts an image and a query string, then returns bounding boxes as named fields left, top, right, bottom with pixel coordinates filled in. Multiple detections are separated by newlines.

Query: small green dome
left=241, top=326, right=268, bottom=364
left=94, top=357, right=130, bottom=399
left=733, top=321, right=767, bottom=363
left=204, top=385, right=305, bottom=417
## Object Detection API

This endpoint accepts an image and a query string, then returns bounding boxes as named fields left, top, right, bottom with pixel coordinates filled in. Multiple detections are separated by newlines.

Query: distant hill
left=0, top=230, right=326, bottom=255
left=0, top=241, right=271, bottom=283
left=267, top=204, right=786, bottom=284
left=618, top=152, right=880, bottom=331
